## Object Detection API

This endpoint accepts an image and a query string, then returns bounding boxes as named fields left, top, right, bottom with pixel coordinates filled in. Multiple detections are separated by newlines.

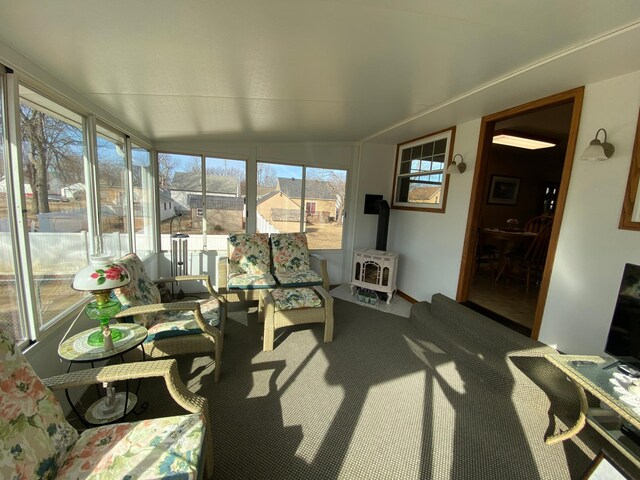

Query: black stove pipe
left=376, top=200, right=390, bottom=251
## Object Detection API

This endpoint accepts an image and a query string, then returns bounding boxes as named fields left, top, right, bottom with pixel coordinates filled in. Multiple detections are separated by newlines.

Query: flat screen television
left=605, top=263, right=640, bottom=371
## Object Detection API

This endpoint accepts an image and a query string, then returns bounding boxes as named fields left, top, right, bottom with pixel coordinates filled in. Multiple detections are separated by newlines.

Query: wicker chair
left=217, top=233, right=278, bottom=303
left=0, top=327, right=213, bottom=479
left=218, top=232, right=330, bottom=303
left=112, top=253, right=226, bottom=382
left=270, top=232, right=330, bottom=291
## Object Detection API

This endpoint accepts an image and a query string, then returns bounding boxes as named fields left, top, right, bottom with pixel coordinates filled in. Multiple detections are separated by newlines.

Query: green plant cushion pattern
left=0, top=328, right=78, bottom=480
left=114, top=253, right=162, bottom=324
left=270, top=233, right=311, bottom=273
left=57, top=414, right=205, bottom=480
left=271, top=288, right=322, bottom=311
left=273, top=270, right=323, bottom=288
left=228, top=233, right=271, bottom=275
left=228, top=272, right=277, bottom=290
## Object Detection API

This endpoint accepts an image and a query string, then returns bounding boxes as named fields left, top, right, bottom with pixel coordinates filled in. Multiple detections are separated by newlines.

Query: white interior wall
left=540, top=70, right=640, bottom=354
left=357, top=71, right=640, bottom=354
left=358, top=120, right=479, bottom=300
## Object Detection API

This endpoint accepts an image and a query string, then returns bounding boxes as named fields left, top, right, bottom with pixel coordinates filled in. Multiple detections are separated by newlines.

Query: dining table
left=481, top=228, right=538, bottom=279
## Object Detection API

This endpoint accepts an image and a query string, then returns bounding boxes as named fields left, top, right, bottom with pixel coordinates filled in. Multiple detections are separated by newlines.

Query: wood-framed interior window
left=391, top=126, right=455, bottom=213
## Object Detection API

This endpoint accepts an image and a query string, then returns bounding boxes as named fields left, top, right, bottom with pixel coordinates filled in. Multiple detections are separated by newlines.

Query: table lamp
left=73, top=253, right=130, bottom=347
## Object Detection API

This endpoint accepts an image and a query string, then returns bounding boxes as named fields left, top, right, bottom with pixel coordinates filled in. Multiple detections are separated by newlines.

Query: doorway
left=456, top=88, right=584, bottom=339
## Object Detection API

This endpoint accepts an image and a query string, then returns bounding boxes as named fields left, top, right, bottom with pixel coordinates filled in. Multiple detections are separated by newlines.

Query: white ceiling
left=0, top=1, right=639, bottom=145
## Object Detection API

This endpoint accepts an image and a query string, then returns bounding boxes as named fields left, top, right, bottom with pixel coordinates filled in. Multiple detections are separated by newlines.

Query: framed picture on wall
left=488, top=175, right=520, bottom=205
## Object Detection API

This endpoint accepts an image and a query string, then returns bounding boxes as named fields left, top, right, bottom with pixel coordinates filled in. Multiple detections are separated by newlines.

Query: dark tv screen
left=605, top=263, right=640, bottom=368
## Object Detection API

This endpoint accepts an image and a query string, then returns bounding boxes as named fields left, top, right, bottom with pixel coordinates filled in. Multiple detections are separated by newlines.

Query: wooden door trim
left=455, top=87, right=585, bottom=340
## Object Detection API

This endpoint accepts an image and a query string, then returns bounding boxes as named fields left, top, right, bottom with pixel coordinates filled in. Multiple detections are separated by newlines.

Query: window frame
left=0, top=67, right=156, bottom=345
left=391, top=126, right=456, bottom=213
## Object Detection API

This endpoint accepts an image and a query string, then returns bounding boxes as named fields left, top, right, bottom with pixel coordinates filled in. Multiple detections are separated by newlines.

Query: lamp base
left=87, top=327, right=123, bottom=347
left=85, top=392, right=137, bottom=425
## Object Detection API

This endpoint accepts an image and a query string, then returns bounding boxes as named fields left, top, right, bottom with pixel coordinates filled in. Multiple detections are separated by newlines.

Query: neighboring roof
left=277, top=177, right=335, bottom=200
left=158, top=188, right=172, bottom=202
left=409, top=186, right=441, bottom=201
left=170, top=172, right=239, bottom=194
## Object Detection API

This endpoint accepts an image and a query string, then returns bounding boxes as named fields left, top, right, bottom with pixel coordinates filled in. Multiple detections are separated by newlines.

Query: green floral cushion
left=270, top=233, right=311, bottom=273
left=0, top=328, right=78, bottom=480
left=228, top=233, right=271, bottom=275
left=113, top=253, right=162, bottom=324
left=228, top=272, right=277, bottom=290
left=271, top=288, right=322, bottom=311
left=274, top=270, right=323, bottom=287
left=153, top=297, right=221, bottom=327
left=145, top=298, right=222, bottom=341
left=57, top=414, right=205, bottom=480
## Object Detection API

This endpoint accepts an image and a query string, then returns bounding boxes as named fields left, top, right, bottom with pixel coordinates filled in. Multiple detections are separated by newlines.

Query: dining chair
left=496, top=223, right=552, bottom=293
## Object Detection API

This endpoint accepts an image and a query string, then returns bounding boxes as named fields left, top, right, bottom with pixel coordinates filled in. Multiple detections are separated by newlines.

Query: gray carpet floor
left=72, top=299, right=637, bottom=479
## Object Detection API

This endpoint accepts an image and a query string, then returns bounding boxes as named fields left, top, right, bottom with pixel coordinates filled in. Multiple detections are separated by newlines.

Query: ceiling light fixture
left=447, top=154, right=466, bottom=174
left=580, top=128, right=615, bottom=161
left=492, top=129, right=556, bottom=150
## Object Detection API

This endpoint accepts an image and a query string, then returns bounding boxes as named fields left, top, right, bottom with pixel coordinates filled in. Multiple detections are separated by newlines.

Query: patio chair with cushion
left=112, top=252, right=225, bottom=382
left=0, top=326, right=213, bottom=479
left=270, top=232, right=330, bottom=291
left=218, top=233, right=278, bottom=302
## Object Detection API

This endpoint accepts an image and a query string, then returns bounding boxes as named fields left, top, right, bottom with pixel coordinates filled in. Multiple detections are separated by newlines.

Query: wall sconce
left=447, top=154, right=466, bottom=174
left=581, top=128, right=615, bottom=161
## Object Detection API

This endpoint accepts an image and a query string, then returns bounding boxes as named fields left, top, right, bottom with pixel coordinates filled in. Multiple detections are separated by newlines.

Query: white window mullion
left=125, top=136, right=136, bottom=253
left=85, top=114, right=100, bottom=254
left=300, top=165, right=306, bottom=233
left=201, top=154, right=206, bottom=250
left=6, top=72, right=38, bottom=340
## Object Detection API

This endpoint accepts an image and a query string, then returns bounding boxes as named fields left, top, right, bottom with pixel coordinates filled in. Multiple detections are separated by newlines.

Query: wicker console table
left=545, top=354, right=640, bottom=467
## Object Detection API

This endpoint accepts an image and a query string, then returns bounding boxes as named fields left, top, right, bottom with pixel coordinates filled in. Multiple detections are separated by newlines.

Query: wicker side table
left=260, top=286, right=334, bottom=351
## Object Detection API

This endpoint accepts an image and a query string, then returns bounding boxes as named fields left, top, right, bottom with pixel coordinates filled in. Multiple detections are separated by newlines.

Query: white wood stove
left=350, top=249, right=398, bottom=304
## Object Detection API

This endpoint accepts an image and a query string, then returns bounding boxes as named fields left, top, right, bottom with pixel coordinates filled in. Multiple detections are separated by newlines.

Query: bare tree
left=20, top=105, right=82, bottom=214
left=307, top=169, right=347, bottom=223
left=257, top=163, right=277, bottom=188
left=158, top=153, right=178, bottom=187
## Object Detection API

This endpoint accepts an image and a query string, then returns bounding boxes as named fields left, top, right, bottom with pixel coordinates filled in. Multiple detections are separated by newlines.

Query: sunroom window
left=257, top=162, right=347, bottom=250
left=392, top=127, right=455, bottom=213
left=19, top=84, right=89, bottom=331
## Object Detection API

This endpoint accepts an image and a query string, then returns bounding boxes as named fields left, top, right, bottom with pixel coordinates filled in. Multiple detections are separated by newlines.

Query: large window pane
left=97, top=123, right=129, bottom=256
left=204, top=157, right=245, bottom=250
left=305, top=167, right=346, bottom=249
left=19, top=84, right=88, bottom=329
left=132, top=144, right=153, bottom=257
left=0, top=75, right=24, bottom=342
left=159, top=152, right=201, bottom=252
left=256, top=162, right=303, bottom=234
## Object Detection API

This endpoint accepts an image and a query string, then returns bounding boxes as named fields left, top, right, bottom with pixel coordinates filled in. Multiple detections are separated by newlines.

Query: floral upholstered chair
left=112, top=252, right=225, bottom=382
left=270, top=233, right=329, bottom=291
left=218, top=233, right=278, bottom=302
left=0, top=327, right=213, bottom=479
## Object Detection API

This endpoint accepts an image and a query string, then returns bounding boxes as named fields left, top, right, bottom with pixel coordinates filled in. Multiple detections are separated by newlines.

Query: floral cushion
left=274, top=270, right=323, bottom=287
left=0, top=328, right=78, bottom=480
left=57, top=414, right=205, bottom=480
left=228, top=272, right=277, bottom=290
left=113, top=253, right=162, bottom=324
left=228, top=233, right=271, bottom=276
left=146, top=298, right=222, bottom=341
left=271, top=288, right=322, bottom=311
left=270, top=233, right=311, bottom=273
left=153, top=297, right=221, bottom=327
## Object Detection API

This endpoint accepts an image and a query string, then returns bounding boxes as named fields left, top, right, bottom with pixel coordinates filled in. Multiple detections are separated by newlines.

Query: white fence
left=256, top=212, right=279, bottom=234
left=0, top=231, right=234, bottom=276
